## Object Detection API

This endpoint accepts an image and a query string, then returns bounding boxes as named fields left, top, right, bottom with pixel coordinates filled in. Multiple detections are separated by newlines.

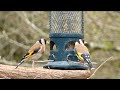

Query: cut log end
left=0, top=64, right=91, bottom=79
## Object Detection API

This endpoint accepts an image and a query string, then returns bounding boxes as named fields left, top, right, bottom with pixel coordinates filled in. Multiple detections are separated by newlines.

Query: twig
left=87, top=56, right=113, bottom=79
left=2, top=30, right=29, bottom=49
left=16, top=11, right=48, bottom=37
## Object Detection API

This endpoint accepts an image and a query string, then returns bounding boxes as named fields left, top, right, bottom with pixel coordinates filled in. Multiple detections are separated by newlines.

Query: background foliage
left=0, top=11, right=120, bottom=79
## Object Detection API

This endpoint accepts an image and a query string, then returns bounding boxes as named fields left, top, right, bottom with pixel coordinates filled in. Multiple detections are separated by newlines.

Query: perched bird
left=15, top=38, right=47, bottom=69
left=75, top=39, right=94, bottom=70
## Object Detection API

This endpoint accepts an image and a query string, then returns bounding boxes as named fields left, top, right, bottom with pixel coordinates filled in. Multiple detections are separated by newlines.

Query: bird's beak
left=46, top=41, right=49, bottom=44
left=84, top=41, right=87, bottom=44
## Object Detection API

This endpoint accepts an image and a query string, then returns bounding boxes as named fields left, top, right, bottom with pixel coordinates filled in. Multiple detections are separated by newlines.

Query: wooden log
left=0, top=64, right=91, bottom=79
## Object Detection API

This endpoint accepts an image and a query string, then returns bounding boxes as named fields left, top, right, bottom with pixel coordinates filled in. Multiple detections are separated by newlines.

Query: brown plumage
left=15, top=38, right=46, bottom=69
left=75, top=41, right=89, bottom=54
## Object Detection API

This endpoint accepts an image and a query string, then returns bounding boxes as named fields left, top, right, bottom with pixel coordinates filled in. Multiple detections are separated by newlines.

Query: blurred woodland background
left=0, top=11, right=120, bottom=79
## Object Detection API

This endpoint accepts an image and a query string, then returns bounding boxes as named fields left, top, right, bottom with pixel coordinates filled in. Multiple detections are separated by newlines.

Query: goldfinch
left=75, top=39, right=94, bottom=70
left=15, top=38, right=47, bottom=69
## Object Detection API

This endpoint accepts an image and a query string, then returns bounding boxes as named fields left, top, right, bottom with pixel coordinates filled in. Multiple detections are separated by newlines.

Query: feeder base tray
left=43, top=61, right=88, bottom=70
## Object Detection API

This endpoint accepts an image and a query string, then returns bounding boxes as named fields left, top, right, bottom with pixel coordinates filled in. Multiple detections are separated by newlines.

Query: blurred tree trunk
left=0, top=64, right=91, bottom=79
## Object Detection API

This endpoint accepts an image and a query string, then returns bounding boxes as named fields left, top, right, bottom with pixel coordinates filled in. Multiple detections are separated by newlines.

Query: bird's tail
left=15, top=59, right=25, bottom=69
left=85, top=59, right=94, bottom=70
left=81, top=54, right=94, bottom=70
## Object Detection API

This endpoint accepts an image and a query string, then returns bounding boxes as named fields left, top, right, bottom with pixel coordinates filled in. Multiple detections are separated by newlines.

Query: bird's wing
left=81, top=53, right=90, bottom=60
left=77, top=52, right=84, bottom=60
left=22, top=47, right=41, bottom=59
left=22, top=42, right=42, bottom=59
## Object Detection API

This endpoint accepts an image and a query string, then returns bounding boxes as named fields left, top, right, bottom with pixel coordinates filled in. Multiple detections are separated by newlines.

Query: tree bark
left=0, top=64, right=91, bottom=79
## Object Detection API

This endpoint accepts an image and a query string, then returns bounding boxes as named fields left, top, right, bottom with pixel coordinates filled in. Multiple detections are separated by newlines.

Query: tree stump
left=0, top=64, right=91, bottom=79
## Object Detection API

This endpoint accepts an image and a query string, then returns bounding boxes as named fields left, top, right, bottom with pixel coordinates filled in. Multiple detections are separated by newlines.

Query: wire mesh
left=49, top=11, right=83, bottom=34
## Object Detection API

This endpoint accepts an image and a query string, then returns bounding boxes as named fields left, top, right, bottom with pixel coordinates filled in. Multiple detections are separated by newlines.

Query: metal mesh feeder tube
left=43, top=11, right=88, bottom=70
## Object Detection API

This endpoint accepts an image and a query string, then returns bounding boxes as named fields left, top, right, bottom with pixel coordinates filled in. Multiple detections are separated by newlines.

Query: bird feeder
left=43, top=11, right=88, bottom=70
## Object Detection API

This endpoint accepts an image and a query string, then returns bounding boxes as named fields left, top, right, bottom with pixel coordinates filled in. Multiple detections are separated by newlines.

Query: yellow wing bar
left=77, top=52, right=84, bottom=61
left=25, top=51, right=34, bottom=58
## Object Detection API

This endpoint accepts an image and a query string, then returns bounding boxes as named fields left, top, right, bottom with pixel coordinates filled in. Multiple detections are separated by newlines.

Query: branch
left=16, top=11, right=48, bottom=37
left=0, top=64, right=91, bottom=79
left=2, top=30, right=29, bottom=49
